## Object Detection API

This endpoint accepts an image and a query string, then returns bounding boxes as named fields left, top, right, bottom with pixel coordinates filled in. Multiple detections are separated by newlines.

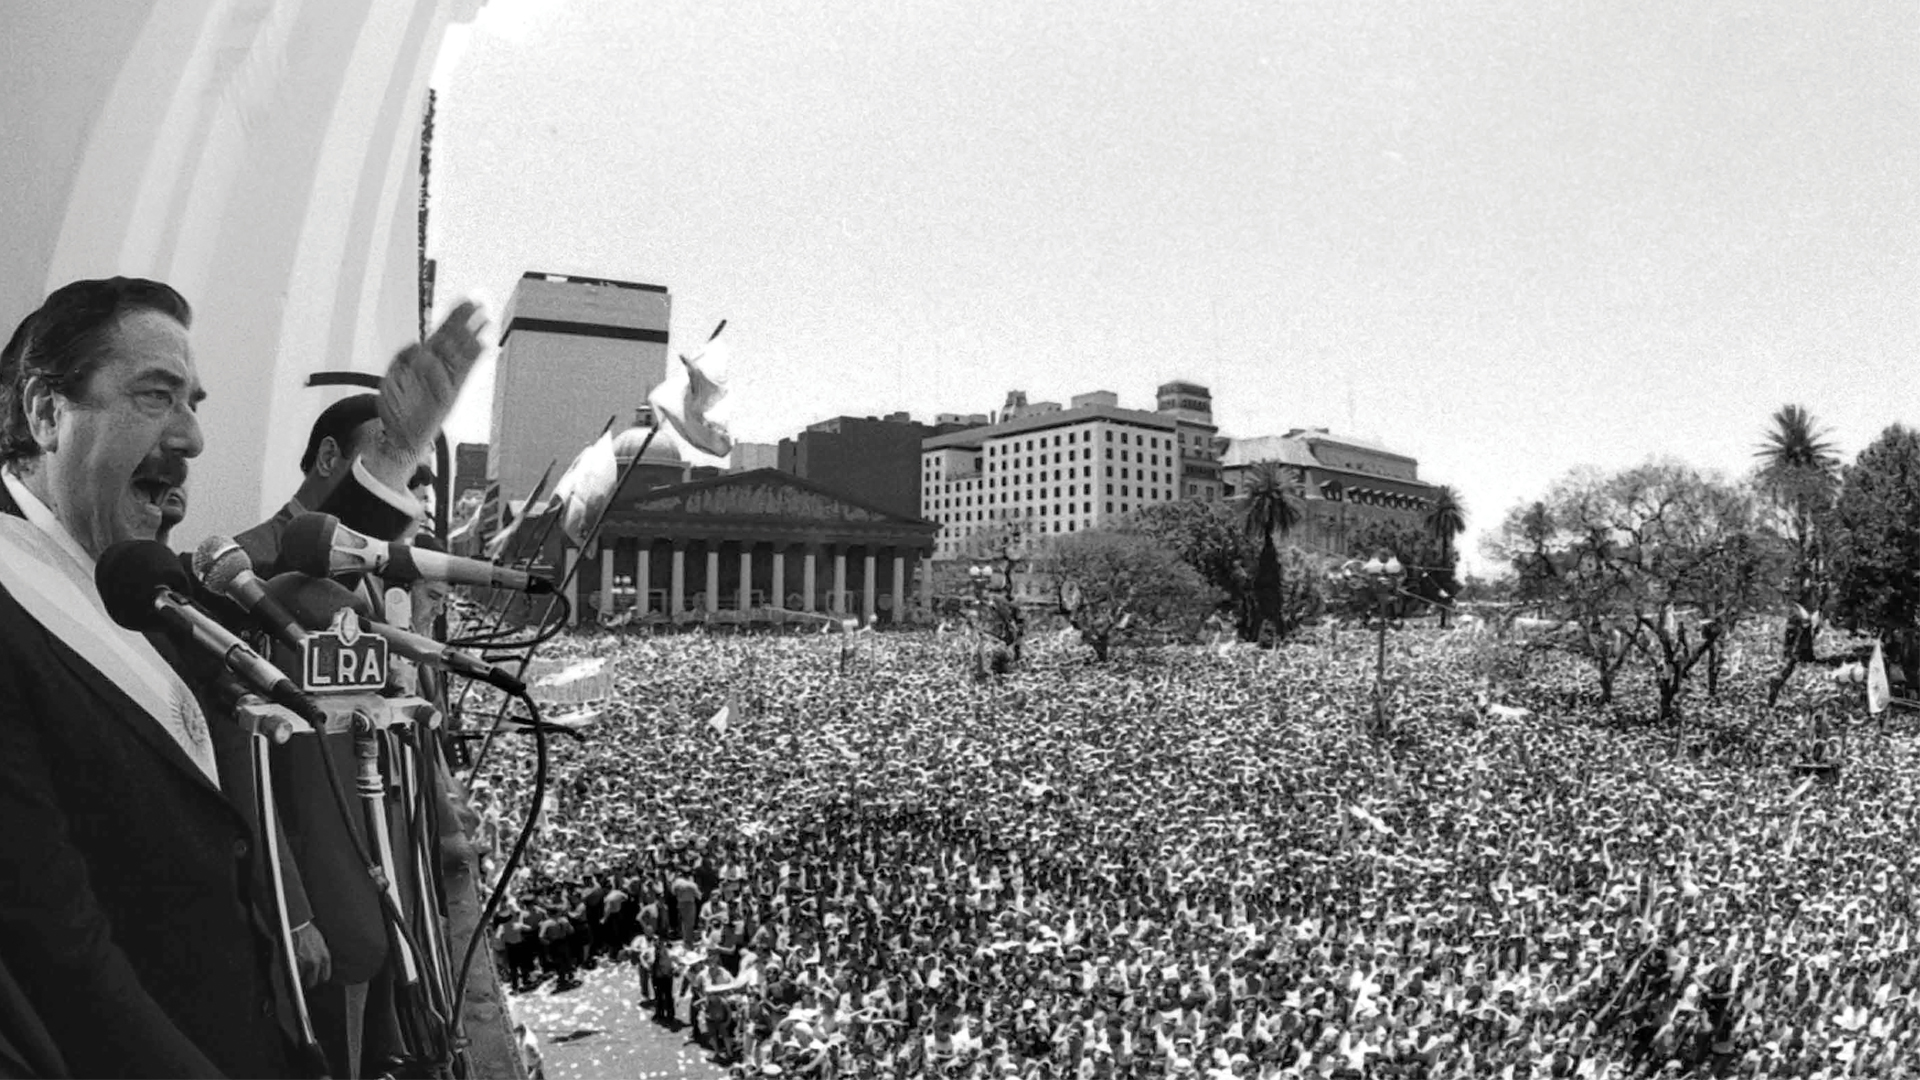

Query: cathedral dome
left=613, top=425, right=680, bottom=463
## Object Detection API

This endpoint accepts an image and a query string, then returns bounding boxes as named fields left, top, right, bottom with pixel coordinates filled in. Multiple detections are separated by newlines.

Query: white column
left=892, top=554, right=906, bottom=624
left=670, top=544, right=686, bottom=616
left=772, top=545, right=787, bottom=611
left=863, top=551, right=877, bottom=625
left=600, top=540, right=615, bottom=618
left=738, top=545, right=753, bottom=612
left=705, top=546, right=721, bottom=614
left=637, top=542, right=651, bottom=613
left=564, top=547, right=580, bottom=627
left=832, top=547, right=848, bottom=615
left=802, top=548, right=817, bottom=613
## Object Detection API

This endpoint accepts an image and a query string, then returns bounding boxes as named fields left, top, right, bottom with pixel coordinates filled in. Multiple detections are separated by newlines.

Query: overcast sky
left=428, top=0, right=1918, bottom=571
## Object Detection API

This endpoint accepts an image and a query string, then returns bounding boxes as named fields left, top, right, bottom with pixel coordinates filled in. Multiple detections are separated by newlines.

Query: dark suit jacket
left=0, top=485, right=287, bottom=1078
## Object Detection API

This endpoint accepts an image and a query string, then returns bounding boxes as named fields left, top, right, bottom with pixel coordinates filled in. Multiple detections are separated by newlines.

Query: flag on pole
left=551, top=430, right=619, bottom=547
left=648, top=321, right=733, bottom=460
left=1868, top=640, right=1892, bottom=715
left=485, top=459, right=558, bottom=561
left=448, top=480, right=499, bottom=554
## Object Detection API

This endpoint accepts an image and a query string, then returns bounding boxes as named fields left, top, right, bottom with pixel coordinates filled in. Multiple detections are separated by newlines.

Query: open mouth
left=131, top=478, right=188, bottom=523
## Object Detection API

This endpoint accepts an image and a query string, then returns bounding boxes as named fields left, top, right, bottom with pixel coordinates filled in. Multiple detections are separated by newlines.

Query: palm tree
left=1756, top=404, right=1841, bottom=485
left=1423, top=485, right=1467, bottom=625
left=1755, top=405, right=1840, bottom=660
left=1424, top=485, right=1467, bottom=563
left=1242, top=461, right=1303, bottom=642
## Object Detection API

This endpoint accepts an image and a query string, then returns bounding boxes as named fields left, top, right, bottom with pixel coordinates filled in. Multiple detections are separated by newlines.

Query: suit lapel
left=0, top=485, right=228, bottom=802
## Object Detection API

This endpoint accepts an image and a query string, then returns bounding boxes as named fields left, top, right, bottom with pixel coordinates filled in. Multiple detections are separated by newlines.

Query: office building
left=778, top=412, right=935, bottom=520
left=1222, top=429, right=1439, bottom=554
left=1157, top=381, right=1225, bottom=501
left=728, top=442, right=780, bottom=472
left=921, top=390, right=1185, bottom=560
left=453, top=442, right=490, bottom=502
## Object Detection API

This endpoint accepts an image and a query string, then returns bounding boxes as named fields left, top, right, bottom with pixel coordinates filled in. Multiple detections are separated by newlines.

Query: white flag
left=551, top=430, right=619, bottom=547
left=1868, top=640, right=1892, bottom=716
left=707, top=703, right=730, bottom=734
left=648, top=322, right=733, bottom=460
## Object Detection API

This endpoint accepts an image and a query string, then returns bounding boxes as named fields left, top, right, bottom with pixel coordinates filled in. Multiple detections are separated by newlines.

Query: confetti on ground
left=508, top=964, right=728, bottom=1080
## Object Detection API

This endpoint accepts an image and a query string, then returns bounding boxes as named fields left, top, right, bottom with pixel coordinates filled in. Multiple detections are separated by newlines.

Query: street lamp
left=1355, top=554, right=1405, bottom=737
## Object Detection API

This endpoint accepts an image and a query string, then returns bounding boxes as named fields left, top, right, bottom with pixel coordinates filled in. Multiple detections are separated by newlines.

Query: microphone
left=191, top=535, right=309, bottom=649
left=280, top=511, right=554, bottom=594
left=95, top=541, right=326, bottom=726
left=267, top=574, right=529, bottom=696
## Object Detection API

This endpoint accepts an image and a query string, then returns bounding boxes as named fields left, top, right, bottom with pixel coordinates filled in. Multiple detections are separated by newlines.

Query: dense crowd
left=469, top=623, right=1920, bottom=1079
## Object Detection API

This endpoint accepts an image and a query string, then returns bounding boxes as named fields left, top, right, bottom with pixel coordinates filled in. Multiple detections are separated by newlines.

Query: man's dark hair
left=298, top=393, right=381, bottom=475
left=0, top=277, right=193, bottom=464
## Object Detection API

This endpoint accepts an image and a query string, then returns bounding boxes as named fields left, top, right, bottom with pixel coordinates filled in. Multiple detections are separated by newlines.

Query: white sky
left=427, top=0, right=1919, bottom=571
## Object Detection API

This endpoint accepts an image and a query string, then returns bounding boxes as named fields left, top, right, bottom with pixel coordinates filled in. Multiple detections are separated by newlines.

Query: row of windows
left=925, top=462, right=1171, bottom=494
left=925, top=426, right=1178, bottom=470
left=924, top=480, right=1170, bottom=512
left=923, top=466, right=1171, bottom=503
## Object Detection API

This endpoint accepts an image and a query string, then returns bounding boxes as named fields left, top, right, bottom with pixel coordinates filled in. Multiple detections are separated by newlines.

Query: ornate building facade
left=521, top=437, right=938, bottom=626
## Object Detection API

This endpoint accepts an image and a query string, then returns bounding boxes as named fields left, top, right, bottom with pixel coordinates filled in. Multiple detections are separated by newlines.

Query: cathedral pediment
left=609, top=469, right=935, bottom=533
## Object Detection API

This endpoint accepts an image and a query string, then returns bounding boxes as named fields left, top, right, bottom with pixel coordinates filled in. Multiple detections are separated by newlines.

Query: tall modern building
left=920, top=389, right=1185, bottom=560
left=488, top=271, right=671, bottom=503
left=1222, top=428, right=1438, bottom=555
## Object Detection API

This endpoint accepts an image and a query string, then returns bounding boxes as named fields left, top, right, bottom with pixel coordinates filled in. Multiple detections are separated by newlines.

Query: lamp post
left=1356, top=554, right=1405, bottom=737
left=967, top=563, right=993, bottom=673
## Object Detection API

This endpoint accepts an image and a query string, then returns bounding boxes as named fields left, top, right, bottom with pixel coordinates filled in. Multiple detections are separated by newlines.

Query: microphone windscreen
left=279, top=512, right=340, bottom=579
left=191, top=534, right=229, bottom=580
left=197, top=540, right=254, bottom=597
left=265, top=572, right=373, bottom=632
left=96, top=540, right=193, bottom=632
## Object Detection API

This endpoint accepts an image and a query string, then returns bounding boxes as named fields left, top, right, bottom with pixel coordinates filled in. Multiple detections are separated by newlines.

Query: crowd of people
left=471, top=623, right=1920, bottom=1079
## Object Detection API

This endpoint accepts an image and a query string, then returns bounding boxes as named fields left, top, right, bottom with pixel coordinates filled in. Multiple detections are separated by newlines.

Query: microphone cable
left=458, top=592, right=573, bottom=779
left=451, top=689, right=561, bottom=1037
left=303, top=707, right=457, bottom=1075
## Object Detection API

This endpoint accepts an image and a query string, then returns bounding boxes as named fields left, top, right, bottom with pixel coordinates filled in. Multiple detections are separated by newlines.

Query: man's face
left=28, top=309, right=203, bottom=556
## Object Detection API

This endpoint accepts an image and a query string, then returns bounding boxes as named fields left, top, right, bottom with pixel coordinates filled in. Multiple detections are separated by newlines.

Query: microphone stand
left=348, top=703, right=457, bottom=1077
left=230, top=699, right=324, bottom=1064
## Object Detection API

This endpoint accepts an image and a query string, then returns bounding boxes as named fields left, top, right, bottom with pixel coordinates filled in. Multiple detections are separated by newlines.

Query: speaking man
left=0, top=277, right=487, bottom=1078
left=0, top=276, right=292, bottom=1077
